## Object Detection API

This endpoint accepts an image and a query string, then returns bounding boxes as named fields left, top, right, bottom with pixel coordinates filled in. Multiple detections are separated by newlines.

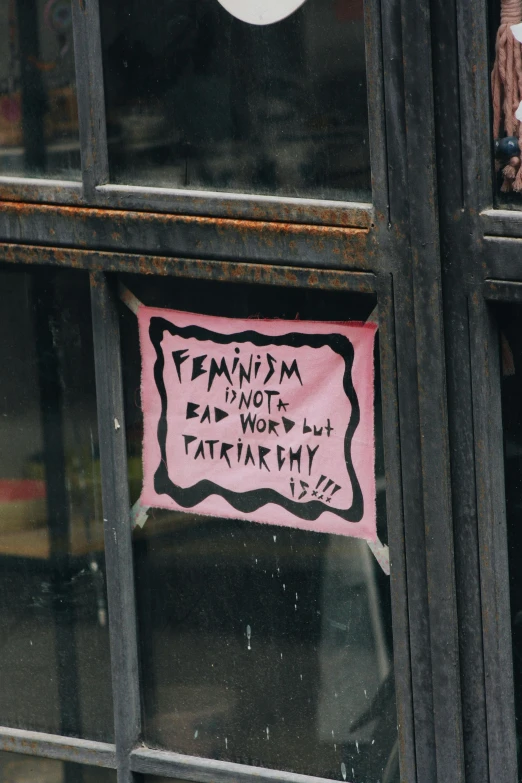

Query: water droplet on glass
left=266, top=726, right=270, bottom=739
left=296, top=592, right=298, bottom=600
left=364, top=689, right=367, bottom=698
left=372, top=739, right=375, bottom=745
left=341, top=762, right=347, bottom=781
left=283, top=583, right=286, bottom=591
left=273, top=535, right=277, bottom=542
left=246, top=624, right=252, bottom=651
left=194, top=730, right=199, bottom=739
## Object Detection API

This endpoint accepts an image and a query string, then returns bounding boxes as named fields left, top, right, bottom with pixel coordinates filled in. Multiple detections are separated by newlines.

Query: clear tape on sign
left=367, top=537, right=390, bottom=575
left=131, top=499, right=150, bottom=529
left=118, top=282, right=142, bottom=315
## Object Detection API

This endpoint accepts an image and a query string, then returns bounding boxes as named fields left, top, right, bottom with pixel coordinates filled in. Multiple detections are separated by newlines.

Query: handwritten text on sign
left=139, top=308, right=377, bottom=540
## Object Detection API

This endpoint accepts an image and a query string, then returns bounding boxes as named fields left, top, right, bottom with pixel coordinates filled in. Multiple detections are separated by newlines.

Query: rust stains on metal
left=0, top=243, right=376, bottom=294
left=0, top=201, right=370, bottom=268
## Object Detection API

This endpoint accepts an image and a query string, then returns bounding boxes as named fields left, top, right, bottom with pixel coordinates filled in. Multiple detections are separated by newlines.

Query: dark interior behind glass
left=100, top=0, right=370, bottom=201
left=117, top=276, right=396, bottom=783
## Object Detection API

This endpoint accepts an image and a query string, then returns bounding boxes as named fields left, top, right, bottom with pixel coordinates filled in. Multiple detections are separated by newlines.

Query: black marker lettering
left=289, top=446, right=302, bottom=473
left=191, top=354, right=208, bottom=381
left=220, top=442, right=233, bottom=468
left=307, top=444, right=320, bottom=475
left=258, top=446, right=271, bottom=471
left=205, top=439, right=218, bottom=459
left=264, top=354, right=277, bottom=384
left=172, top=349, right=189, bottom=382
left=240, top=412, right=257, bottom=434
left=208, top=357, right=233, bottom=391
left=280, top=359, right=303, bottom=386
left=183, top=434, right=197, bottom=455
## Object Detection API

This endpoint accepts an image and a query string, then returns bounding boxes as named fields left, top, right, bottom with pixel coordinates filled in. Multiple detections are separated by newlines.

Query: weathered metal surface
left=94, top=185, right=373, bottom=229
left=0, top=183, right=372, bottom=230
left=90, top=274, right=140, bottom=783
left=0, top=727, right=116, bottom=767
left=0, top=178, right=83, bottom=205
left=482, top=208, right=522, bottom=238
left=0, top=201, right=372, bottom=270
left=131, top=747, right=345, bottom=783
left=484, top=236, right=522, bottom=282
left=483, top=279, right=522, bottom=302
left=71, top=0, right=109, bottom=197
left=0, top=243, right=376, bottom=292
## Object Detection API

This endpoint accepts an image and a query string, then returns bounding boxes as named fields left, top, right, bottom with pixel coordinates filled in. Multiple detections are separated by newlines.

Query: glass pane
left=0, top=0, right=80, bottom=179
left=122, top=277, right=397, bottom=782
left=0, top=752, right=116, bottom=783
left=0, top=267, right=113, bottom=740
left=100, top=0, right=370, bottom=202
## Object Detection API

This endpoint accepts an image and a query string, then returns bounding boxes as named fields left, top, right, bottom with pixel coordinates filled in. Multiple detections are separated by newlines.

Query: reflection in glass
left=100, top=0, right=370, bottom=201
left=0, top=752, right=116, bottom=783
left=0, top=0, right=80, bottom=178
left=122, top=277, right=397, bottom=782
left=0, top=268, right=113, bottom=740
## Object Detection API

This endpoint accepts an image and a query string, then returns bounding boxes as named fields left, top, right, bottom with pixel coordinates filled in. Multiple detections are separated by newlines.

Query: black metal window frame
left=0, top=1, right=470, bottom=783
left=431, top=0, right=522, bottom=780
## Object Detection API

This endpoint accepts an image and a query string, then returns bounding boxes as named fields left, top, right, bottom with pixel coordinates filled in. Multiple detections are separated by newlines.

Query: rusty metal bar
left=93, top=185, right=373, bottom=230
left=0, top=201, right=371, bottom=270
left=0, top=178, right=83, bottom=205
left=0, top=243, right=376, bottom=292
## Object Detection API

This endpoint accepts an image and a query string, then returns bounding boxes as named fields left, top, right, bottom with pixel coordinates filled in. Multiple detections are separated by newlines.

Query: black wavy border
left=149, top=316, right=363, bottom=523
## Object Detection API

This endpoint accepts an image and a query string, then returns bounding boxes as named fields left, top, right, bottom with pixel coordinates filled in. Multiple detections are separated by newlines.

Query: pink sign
left=138, top=307, right=377, bottom=540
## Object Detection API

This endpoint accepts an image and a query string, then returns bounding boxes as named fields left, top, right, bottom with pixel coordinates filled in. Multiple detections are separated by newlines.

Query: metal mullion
left=90, top=272, right=140, bottom=783
left=71, top=0, right=109, bottom=199
left=0, top=727, right=116, bottom=768
left=376, top=272, right=417, bottom=783
left=363, top=0, right=388, bottom=227
left=468, top=291, right=517, bottom=783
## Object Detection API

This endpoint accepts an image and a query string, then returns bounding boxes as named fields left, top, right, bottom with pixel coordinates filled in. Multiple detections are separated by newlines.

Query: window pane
left=0, top=752, right=116, bottom=783
left=100, top=0, right=370, bottom=202
left=0, top=0, right=80, bottom=179
left=0, top=268, right=113, bottom=740
left=122, top=277, right=397, bottom=782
